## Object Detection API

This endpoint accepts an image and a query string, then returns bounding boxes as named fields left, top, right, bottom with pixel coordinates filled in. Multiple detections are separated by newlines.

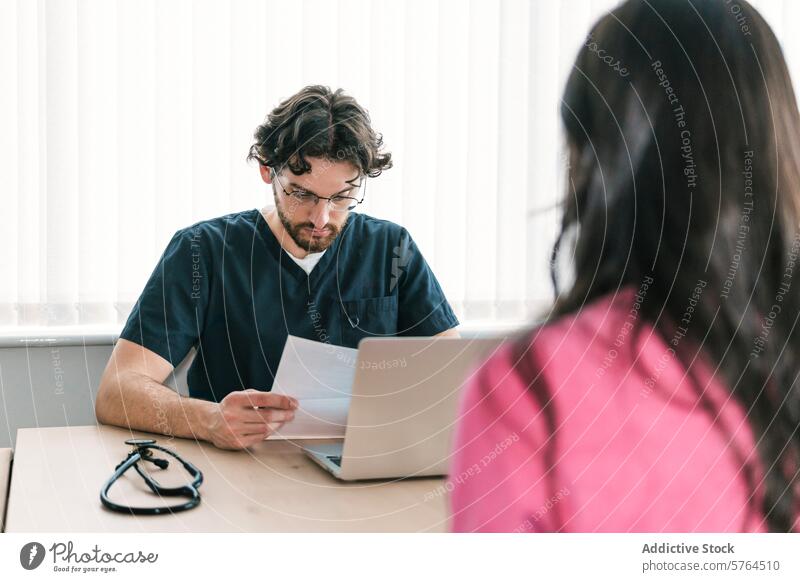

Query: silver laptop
left=302, top=336, right=506, bottom=480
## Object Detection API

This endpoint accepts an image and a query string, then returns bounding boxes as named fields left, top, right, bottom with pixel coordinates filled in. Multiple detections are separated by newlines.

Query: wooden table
left=0, top=447, right=11, bottom=532
left=5, top=425, right=448, bottom=532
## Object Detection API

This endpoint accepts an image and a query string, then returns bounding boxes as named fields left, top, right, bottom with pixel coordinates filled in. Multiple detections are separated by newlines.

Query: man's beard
left=275, top=199, right=346, bottom=253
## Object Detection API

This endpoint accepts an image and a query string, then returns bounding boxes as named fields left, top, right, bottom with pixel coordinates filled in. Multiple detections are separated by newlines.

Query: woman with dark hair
left=450, top=0, right=800, bottom=532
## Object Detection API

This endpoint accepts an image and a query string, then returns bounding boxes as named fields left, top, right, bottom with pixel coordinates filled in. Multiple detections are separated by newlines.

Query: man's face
left=260, top=157, right=361, bottom=253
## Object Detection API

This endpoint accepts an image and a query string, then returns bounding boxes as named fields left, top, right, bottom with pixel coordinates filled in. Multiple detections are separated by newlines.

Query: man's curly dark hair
left=247, top=85, right=392, bottom=178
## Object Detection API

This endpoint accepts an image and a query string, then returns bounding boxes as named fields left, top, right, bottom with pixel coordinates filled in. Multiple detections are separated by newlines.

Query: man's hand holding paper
left=268, top=336, right=359, bottom=439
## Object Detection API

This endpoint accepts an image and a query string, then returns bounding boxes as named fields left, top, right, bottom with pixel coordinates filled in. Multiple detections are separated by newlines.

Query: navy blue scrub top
left=119, top=209, right=459, bottom=402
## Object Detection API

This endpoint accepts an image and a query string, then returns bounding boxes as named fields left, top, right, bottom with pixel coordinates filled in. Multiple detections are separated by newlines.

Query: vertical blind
left=1, top=0, right=796, bottom=329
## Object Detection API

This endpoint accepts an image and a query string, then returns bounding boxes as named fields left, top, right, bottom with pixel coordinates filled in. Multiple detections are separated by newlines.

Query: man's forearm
left=96, top=370, right=214, bottom=441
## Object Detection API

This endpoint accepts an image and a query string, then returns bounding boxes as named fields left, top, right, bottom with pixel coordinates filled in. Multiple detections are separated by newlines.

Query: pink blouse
left=449, top=287, right=777, bottom=532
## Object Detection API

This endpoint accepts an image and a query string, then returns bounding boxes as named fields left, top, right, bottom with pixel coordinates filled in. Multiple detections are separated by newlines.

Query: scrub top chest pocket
left=340, top=295, right=399, bottom=347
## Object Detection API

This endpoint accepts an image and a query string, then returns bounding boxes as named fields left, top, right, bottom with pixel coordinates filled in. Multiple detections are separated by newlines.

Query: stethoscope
left=100, top=439, right=204, bottom=515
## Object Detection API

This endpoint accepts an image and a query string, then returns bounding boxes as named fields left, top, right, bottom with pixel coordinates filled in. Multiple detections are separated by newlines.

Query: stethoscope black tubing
left=100, top=443, right=203, bottom=515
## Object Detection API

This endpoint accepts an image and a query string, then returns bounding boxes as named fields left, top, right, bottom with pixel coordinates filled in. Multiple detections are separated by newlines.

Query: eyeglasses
left=271, top=168, right=366, bottom=212
left=100, top=439, right=203, bottom=515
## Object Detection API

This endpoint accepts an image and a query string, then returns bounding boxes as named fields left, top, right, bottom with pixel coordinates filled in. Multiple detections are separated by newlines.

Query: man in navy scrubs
left=95, top=86, right=459, bottom=449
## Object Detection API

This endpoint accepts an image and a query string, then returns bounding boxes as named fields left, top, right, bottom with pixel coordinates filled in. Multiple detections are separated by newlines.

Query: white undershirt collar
left=284, top=249, right=327, bottom=275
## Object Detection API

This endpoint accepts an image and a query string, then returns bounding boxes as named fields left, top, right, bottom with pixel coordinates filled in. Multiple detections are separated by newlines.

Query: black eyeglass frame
left=269, top=166, right=367, bottom=211
left=100, top=439, right=204, bottom=516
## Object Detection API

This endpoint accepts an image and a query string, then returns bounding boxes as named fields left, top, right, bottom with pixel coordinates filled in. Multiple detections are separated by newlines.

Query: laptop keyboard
left=327, top=455, right=342, bottom=467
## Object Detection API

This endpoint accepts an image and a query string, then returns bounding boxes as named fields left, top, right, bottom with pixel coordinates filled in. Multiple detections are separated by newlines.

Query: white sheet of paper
left=267, top=335, right=358, bottom=439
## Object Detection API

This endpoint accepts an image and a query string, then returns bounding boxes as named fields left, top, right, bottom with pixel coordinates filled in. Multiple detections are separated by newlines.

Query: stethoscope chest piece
left=125, top=438, right=156, bottom=446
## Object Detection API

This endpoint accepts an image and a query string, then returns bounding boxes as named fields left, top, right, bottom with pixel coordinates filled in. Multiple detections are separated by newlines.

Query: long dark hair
left=521, top=0, right=800, bottom=531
